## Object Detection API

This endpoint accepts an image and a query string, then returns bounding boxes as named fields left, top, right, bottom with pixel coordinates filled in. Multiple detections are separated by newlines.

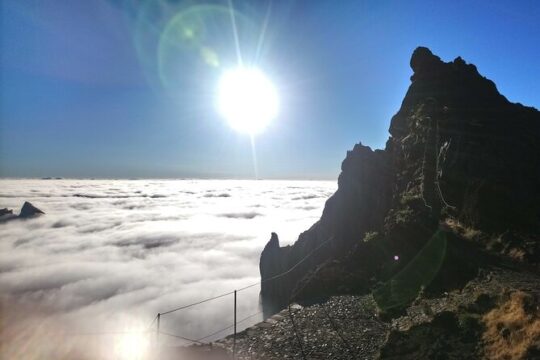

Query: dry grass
left=443, top=218, right=481, bottom=240
left=507, top=248, right=527, bottom=262
left=482, top=291, right=540, bottom=359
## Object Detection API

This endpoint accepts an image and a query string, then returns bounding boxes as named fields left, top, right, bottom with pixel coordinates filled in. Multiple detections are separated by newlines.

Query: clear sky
left=1, top=0, right=539, bottom=179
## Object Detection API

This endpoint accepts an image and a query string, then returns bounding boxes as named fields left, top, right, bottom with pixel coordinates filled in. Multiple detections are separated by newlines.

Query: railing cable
left=160, top=291, right=235, bottom=315
left=196, top=311, right=263, bottom=342
left=159, top=236, right=334, bottom=316
left=147, top=314, right=158, bottom=330
left=234, top=236, right=334, bottom=294
left=158, top=330, right=203, bottom=344
left=320, top=302, right=354, bottom=353
left=288, top=304, right=307, bottom=360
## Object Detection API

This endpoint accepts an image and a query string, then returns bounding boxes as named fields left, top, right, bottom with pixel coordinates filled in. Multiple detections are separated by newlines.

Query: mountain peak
left=410, top=46, right=441, bottom=73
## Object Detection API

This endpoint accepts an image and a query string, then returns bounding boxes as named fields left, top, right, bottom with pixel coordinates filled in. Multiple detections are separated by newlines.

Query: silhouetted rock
left=260, top=233, right=282, bottom=296
left=0, top=208, right=17, bottom=222
left=260, top=46, right=540, bottom=314
left=260, top=233, right=295, bottom=316
left=19, top=202, right=44, bottom=218
left=0, top=203, right=44, bottom=223
left=0, top=208, right=13, bottom=216
left=260, top=144, right=393, bottom=311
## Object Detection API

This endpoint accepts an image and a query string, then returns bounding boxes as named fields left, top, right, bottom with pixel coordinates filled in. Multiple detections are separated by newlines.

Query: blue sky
left=1, top=0, right=539, bottom=179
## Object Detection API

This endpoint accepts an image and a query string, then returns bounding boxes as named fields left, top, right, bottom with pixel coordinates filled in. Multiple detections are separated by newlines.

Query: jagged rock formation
left=0, top=208, right=14, bottom=216
left=260, top=47, right=540, bottom=314
left=0, top=202, right=44, bottom=222
left=19, top=201, right=45, bottom=218
left=0, top=208, right=17, bottom=222
left=260, top=144, right=393, bottom=315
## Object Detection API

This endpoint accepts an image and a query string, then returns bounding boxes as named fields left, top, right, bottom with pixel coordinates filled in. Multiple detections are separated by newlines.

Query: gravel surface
left=180, top=266, right=540, bottom=359
left=217, top=296, right=389, bottom=360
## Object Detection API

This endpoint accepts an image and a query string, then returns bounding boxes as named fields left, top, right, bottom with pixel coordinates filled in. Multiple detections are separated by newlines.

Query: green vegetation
left=362, top=231, right=380, bottom=243
left=394, top=206, right=414, bottom=225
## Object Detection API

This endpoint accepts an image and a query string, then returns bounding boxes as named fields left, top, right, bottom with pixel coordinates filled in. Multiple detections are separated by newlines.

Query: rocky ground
left=220, top=296, right=388, bottom=360
left=176, top=266, right=539, bottom=359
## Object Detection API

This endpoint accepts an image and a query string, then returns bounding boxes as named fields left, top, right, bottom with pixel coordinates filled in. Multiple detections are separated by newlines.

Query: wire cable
left=147, top=314, right=158, bottom=330
left=70, top=330, right=152, bottom=337
left=288, top=304, right=307, bottom=360
left=69, top=235, right=335, bottom=349
left=160, top=291, right=235, bottom=315
left=196, top=311, right=263, bottom=342
left=158, top=330, right=203, bottom=344
left=236, top=236, right=334, bottom=294
left=320, top=302, right=354, bottom=354
left=154, top=310, right=263, bottom=346
left=261, top=236, right=333, bottom=285
left=160, top=236, right=334, bottom=316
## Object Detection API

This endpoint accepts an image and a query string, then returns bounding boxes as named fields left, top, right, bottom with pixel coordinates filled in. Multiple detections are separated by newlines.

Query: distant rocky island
left=0, top=201, right=44, bottom=222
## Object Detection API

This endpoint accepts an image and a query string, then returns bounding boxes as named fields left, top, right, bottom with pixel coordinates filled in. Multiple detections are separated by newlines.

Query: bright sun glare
left=218, top=67, right=279, bottom=135
left=114, top=333, right=149, bottom=360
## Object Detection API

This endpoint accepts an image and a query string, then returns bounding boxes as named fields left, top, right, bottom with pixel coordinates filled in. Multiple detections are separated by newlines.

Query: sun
left=217, top=67, right=279, bottom=135
left=113, top=332, right=149, bottom=360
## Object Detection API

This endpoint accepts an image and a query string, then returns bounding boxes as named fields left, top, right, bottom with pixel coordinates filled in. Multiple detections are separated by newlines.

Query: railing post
left=233, top=290, right=237, bottom=359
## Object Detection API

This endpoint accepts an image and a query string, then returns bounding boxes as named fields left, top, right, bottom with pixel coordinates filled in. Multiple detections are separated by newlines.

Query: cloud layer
left=0, top=179, right=336, bottom=358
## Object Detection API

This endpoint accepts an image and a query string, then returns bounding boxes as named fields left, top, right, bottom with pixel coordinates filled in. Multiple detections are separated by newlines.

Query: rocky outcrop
left=260, top=47, right=540, bottom=314
left=260, top=144, right=393, bottom=313
left=0, top=202, right=44, bottom=223
left=0, top=208, right=17, bottom=222
left=216, top=268, right=540, bottom=359
left=19, top=201, right=45, bottom=218
left=388, top=47, right=540, bottom=235
left=0, top=208, right=14, bottom=217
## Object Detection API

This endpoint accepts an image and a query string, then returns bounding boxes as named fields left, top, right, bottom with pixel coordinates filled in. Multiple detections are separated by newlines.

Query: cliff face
left=260, top=47, right=540, bottom=314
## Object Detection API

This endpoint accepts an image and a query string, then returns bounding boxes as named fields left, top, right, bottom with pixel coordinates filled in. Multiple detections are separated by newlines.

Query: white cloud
left=0, top=179, right=336, bottom=359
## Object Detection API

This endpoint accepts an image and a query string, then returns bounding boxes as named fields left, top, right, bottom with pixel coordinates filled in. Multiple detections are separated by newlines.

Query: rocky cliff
left=260, top=47, right=540, bottom=315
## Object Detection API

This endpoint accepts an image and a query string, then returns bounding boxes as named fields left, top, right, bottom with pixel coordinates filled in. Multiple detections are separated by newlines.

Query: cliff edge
left=260, top=47, right=540, bottom=315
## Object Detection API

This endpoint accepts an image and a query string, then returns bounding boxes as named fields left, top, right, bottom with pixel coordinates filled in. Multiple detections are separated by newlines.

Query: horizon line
left=0, top=176, right=338, bottom=182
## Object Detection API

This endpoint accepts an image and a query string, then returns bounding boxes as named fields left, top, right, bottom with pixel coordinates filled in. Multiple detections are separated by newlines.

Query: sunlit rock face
left=260, top=47, right=540, bottom=313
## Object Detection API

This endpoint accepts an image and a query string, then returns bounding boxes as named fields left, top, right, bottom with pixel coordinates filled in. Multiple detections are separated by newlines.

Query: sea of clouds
left=0, top=179, right=336, bottom=359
